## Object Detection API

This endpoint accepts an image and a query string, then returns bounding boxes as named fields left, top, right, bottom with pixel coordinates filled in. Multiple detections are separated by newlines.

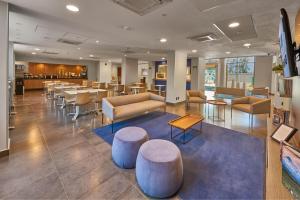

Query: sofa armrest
left=232, top=97, right=249, bottom=105
left=199, top=91, right=207, bottom=100
left=102, top=98, right=115, bottom=120
left=251, top=99, right=271, bottom=114
left=149, top=92, right=166, bottom=102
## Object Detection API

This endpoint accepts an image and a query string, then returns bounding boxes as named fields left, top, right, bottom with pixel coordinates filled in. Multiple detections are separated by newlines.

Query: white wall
left=121, top=57, right=138, bottom=84
left=14, top=54, right=99, bottom=81
left=254, top=56, right=273, bottom=88
left=166, top=51, right=187, bottom=103
left=0, top=1, right=9, bottom=153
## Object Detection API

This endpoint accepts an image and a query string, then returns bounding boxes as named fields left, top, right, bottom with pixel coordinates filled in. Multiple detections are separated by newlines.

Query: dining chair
left=72, top=92, right=92, bottom=121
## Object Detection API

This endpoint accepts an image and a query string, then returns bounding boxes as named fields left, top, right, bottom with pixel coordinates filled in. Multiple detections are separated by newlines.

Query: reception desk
left=24, top=78, right=86, bottom=90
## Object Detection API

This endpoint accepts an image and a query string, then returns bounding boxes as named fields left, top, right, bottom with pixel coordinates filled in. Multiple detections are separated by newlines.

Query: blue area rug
left=94, top=112, right=266, bottom=199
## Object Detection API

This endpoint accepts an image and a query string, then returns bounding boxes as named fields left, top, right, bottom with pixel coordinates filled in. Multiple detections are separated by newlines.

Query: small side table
left=207, top=100, right=227, bottom=122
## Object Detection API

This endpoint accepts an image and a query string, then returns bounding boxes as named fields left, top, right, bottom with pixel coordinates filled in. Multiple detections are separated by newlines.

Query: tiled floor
left=0, top=91, right=292, bottom=199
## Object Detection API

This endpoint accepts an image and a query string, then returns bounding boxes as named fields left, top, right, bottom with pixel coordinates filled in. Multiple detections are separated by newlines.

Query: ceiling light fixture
left=66, top=4, right=79, bottom=12
left=89, top=54, right=94, bottom=57
left=228, top=22, right=240, bottom=28
left=161, top=57, right=166, bottom=60
left=124, top=54, right=127, bottom=57
left=108, top=60, right=111, bottom=62
left=147, top=51, right=150, bottom=54
left=160, top=38, right=167, bottom=43
left=32, top=52, right=36, bottom=55
left=225, top=51, right=231, bottom=54
left=79, top=57, right=83, bottom=60
left=192, top=49, right=198, bottom=53
left=77, top=47, right=80, bottom=50
left=243, top=43, right=251, bottom=47
left=35, top=48, right=40, bottom=51
left=122, top=25, right=131, bottom=30
left=96, top=40, right=100, bottom=43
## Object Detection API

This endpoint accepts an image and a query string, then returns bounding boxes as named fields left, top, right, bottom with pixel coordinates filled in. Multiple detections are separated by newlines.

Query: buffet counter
left=24, top=78, right=87, bottom=90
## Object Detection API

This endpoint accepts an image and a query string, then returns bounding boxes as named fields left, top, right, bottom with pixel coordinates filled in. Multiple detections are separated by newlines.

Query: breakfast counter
left=24, top=78, right=87, bottom=90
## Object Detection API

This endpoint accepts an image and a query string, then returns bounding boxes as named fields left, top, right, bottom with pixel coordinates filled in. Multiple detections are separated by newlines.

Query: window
left=225, top=57, right=255, bottom=90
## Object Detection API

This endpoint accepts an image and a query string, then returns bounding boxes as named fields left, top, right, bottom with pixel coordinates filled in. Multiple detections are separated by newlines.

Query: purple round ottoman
left=112, top=127, right=148, bottom=169
left=136, top=139, right=183, bottom=198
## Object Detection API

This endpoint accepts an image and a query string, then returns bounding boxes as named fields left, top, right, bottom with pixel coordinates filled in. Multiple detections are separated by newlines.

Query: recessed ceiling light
left=228, top=22, right=240, bottom=28
left=108, top=60, right=111, bottom=62
left=77, top=47, right=80, bottom=50
left=147, top=51, right=150, bottom=54
left=34, top=48, right=40, bottom=51
left=96, top=40, right=100, bottom=43
left=124, top=54, right=127, bottom=57
left=162, top=57, right=166, bottom=60
left=225, top=51, right=231, bottom=54
left=79, top=57, right=83, bottom=60
left=32, top=52, right=36, bottom=55
left=89, top=54, right=94, bottom=57
left=192, top=49, right=198, bottom=53
left=122, top=25, right=131, bottom=30
left=160, top=38, right=167, bottom=43
left=66, top=4, right=79, bottom=12
left=243, top=43, right=251, bottom=47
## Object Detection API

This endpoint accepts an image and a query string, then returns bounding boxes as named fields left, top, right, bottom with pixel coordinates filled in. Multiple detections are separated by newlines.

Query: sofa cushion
left=232, top=104, right=251, bottom=113
left=115, top=100, right=165, bottom=120
left=189, top=97, right=206, bottom=103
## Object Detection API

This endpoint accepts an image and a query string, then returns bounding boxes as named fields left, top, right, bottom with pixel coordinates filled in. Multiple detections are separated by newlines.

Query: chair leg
left=231, top=108, right=233, bottom=119
left=111, top=121, right=114, bottom=133
left=101, top=113, right=104, bottom=124
left=251, top=114, right=254, bottom=128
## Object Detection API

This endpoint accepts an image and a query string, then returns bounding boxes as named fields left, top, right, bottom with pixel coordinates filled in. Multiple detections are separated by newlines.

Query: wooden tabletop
left=64, top=89, right=107, bottom=95
left=130, top=86, right=144, bottom=89
left=168, top=114, right=204, bottom=131
left=207, top=100, right=227, bottom=106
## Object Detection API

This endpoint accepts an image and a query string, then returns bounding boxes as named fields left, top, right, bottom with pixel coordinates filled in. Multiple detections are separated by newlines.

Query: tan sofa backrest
left=106, top=93, right=150, bottom=107
left=248, top=96, right=264, bottom=104
left=215, top=87, right=245, bottom=97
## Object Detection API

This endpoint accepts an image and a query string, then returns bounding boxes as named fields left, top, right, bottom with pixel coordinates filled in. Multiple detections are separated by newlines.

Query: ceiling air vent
left=42, top=51, right=59, bottom=55
left=112, top=0, right=172, bottom=16
left=187, top=33, right=218, bottom=42
left=57, top=38, right=82, bottom=45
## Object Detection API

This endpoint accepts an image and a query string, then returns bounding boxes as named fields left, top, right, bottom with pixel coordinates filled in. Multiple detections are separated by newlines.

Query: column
left=121, top=57, right=138, bottom=84
left=190, top=57, right=205, bottom=91
left=166, top=50, right=187, bottom=103
left=218, top=58, right=225, bottom=87
left=98, top=61, right=112, bottom=83
left=8, top=42, right=15, bottom=93
left=0, top=1, right=9, bottom=156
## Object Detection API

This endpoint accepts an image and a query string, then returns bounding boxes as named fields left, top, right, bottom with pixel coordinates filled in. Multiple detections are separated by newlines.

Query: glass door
left=204, top=67, right=216, bottom=91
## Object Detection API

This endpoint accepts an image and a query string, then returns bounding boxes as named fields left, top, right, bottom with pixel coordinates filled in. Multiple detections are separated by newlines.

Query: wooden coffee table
left=168, top=114, right=204, bottom=144
left=207, top=100, right=227, bottom=122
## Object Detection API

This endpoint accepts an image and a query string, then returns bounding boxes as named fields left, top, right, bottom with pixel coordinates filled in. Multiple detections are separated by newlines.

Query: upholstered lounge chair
left=231, top=96, right=271, bottom=127
left=186, top=90, right=207, bottom=111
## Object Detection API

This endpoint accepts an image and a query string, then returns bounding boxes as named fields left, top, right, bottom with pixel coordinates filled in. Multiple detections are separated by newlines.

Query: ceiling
left=4, top=0, right=300, bottom=62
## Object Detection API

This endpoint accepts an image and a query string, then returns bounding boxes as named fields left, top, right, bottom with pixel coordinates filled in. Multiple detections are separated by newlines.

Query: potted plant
left=272, top=64, right=283, bottom=74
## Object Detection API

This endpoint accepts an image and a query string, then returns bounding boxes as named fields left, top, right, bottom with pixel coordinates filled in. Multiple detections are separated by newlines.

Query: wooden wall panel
left=28, top=62, right=85, bottom=76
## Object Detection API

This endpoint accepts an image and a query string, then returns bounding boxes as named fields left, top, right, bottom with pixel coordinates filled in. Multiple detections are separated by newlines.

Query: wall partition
left=225, top=56, right=255, bottom=90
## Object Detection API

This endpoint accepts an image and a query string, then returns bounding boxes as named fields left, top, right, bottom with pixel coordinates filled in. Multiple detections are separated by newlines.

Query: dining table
left=129, top=86, right=144, bottom=94
left=64, top=88, right=107, bottom=95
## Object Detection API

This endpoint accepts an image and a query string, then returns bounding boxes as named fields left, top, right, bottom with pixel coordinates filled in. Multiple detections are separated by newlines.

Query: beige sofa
left=102, top=92, right=166, bottom=132
left=231, top=96, right=271, bottom=127
left=215, top=87, right=245, bottom=97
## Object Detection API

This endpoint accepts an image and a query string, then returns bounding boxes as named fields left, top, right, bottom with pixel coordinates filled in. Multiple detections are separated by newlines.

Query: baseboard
left=0, top=149, right=9, bottom=158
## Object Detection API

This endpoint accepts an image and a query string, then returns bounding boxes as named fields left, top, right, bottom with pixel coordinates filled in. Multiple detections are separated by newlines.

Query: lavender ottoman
left=136, top=139, right=183, bottom=198
left=112, top=127, right=148, bottom=169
